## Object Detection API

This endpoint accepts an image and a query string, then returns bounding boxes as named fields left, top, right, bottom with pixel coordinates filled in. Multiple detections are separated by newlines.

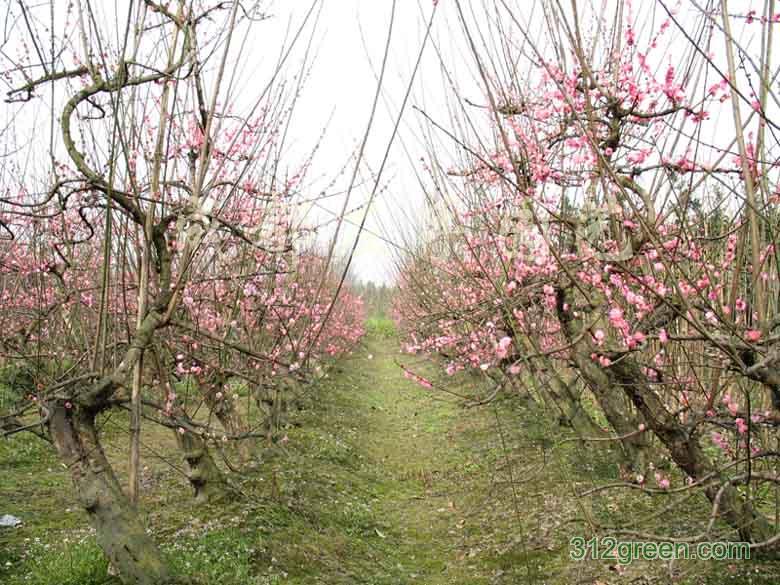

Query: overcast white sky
left=259, top=0, right=486, bottom=285
left=1, top=0, right=453, bottom=284
left=263, top=1, right=426, bottom=285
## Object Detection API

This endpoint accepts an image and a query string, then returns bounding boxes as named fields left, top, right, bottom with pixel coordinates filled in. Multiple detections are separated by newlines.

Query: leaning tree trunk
left=568, top=349, right=650, bottom=471
left=609, top=358, right=776, bottom=545
left=545, top=369, right=615, bottom=438
left=153, top=366, right=229, bottom=499
left=574, top=285, right=772, bottom=544
left=48, top=405, right=174, bottom=585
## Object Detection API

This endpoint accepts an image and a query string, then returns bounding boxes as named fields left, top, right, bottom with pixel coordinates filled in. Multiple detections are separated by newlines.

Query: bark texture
left=48, top=405, right=175, bottom=585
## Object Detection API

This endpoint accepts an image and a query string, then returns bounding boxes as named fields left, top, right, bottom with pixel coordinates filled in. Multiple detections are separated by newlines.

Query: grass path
left=267, top=333, right=780, bottom=585
left=4, top=331, right=777, bottom=584
left=336, top=333, right=487, bottom=583
left=302, top=330, right=587, bottom=584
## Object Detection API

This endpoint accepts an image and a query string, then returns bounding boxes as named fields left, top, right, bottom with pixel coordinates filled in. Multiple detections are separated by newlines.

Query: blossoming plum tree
left=396, top=0, right=780, bottom=549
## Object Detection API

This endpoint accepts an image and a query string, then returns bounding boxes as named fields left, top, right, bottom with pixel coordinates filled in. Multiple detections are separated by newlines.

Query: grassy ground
left=2, top=321, right=780, bottom=583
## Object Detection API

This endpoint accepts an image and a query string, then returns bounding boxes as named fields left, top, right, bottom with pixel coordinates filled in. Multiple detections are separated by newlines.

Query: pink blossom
left=711, top=431, right=729, bottom=451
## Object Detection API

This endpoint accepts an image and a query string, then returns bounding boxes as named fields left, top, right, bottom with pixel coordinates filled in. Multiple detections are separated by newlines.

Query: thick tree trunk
left=510, top=330, right=616, bottom=450
left=554, top=287, right=774, bottom=544
left=48, top=405, right=175, bottom=585
left=256, top=378, right=293, bottom=442
left=545, top=370, right=612, bottom=439
left=569, top=350, right=650, bottom=472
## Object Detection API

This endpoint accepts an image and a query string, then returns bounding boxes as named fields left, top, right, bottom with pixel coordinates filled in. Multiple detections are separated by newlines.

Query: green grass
left=365, top=315, right=396, bottom=337
left=4, top=537, right=111, bottom=585
left=166, top=528, right=258, bottom=584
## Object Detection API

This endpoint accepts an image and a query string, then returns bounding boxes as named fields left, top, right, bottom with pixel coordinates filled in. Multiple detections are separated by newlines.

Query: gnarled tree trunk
left=556, top=291, right=650, bottom=472
left=48, top=405, right=174, bottom=585
left=256, top=376, right=297, bottom=442
left=162, top=388, right=227, bottom=502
